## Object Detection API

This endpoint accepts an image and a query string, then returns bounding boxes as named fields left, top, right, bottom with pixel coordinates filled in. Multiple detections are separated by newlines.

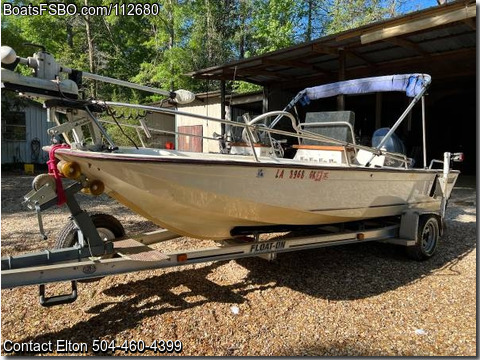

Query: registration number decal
left=274, top=169, right=329, bottom=181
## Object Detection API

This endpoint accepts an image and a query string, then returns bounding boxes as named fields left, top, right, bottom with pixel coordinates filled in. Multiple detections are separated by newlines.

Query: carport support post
left=262, top=87, right=269, bottom=113
left=337, top=49, right=345, bottom=110
left=422, top=96, right=427, bottom=168
left=221, top=80, right=226, bottom=135
left=375, top=93, right=382, bottom=129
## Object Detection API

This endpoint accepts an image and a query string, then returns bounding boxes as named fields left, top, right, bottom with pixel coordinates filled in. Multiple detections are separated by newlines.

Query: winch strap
left=47, top=144, right=70, bottom=206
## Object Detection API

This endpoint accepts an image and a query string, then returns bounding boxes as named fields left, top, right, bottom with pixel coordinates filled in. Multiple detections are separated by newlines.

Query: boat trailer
left=2, top=214, right=435, bottom=307
left=1, top=170, right=447, bottom=307
left=1, top=151, right=462, bottom=307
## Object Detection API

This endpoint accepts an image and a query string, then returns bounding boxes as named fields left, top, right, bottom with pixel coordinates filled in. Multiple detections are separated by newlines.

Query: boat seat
left=292, top=144, right=355, bottom=164
left=229, top=141, right=272, bottom=157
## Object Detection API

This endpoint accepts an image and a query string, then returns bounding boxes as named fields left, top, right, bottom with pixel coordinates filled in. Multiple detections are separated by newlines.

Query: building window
left=2, top=111, right=26, bottom=141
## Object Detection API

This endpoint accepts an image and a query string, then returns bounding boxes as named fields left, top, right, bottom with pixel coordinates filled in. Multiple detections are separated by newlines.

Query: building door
left=177, top=125, right=203, bottom=152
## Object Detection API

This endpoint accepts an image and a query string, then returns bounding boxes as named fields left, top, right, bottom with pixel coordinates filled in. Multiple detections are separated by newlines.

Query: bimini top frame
left=269, top=74, right=432, bottom=167
left=304, top=74, right=431, bottom=100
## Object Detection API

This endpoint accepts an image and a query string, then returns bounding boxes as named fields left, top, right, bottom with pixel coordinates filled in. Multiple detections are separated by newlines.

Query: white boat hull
left=55, top=148, right=458, bottom=240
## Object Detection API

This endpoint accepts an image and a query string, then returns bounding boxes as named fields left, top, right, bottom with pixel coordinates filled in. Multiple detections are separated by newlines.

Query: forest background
left=2, top=0, right=434, bottom=102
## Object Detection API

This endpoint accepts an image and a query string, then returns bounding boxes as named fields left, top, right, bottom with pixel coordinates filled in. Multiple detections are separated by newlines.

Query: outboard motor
left=371, top=127, right=410, bottom=167
left=372, top=127, right=406, bottom=154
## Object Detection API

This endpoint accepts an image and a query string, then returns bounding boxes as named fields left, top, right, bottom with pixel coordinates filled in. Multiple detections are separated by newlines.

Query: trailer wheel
left=55, top=213, right=125, bottom=249
left=406, top=215, right=440, bottom=261
left=55, top=213, right=125, bottom=283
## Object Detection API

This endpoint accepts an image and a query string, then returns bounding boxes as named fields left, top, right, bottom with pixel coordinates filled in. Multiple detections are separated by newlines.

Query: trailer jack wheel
left=407, top=215, right=440, bottom=261
left=39, top=281, right=77, bottom=307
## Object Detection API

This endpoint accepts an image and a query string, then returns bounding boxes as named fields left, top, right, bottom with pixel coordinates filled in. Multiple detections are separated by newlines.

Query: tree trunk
left=168, top=0, right=175, bottom=91
left=239, top=1, right=246, bottom=59
left=66, top=22, right=73, bottom=48
left=306, top=0, right=313, bottom=41
left=84, top=0, right=96, bottom=97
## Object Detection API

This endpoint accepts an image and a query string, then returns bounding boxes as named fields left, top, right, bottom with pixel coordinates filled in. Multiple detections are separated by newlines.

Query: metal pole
left=337, top=49, right=346, bottom=111
left=269, top=89, right=306, bottom=129
left=373, top=91, right=425, bottom=150
left=82, top=71, right=172, bottom=97
left=221, top=80, right=226, bottom=135
left=365, top=88, right=427, bottom=167
left=421, top=96, right=427, bottom=168
left=94, top=101, right=399, bottom=157
left=242, top=113, right=260, bottom=162
left=84, top=106, right=116, bottom=148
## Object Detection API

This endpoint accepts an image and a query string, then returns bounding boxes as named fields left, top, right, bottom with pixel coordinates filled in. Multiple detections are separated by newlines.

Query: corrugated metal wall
left=176, top=98, right=222, bottom=153
left=1, top=103, right=52, bottom=164
left=144, top=112, right=175, bottom=148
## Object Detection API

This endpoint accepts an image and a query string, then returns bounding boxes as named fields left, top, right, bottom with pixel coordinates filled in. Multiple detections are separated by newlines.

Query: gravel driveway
left=1, top=173, right=476, bottom=356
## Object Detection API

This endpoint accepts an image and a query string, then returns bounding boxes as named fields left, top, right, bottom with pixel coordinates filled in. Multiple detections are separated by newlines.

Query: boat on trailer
left=0, top=46, right=463, bottom=306
left=48, top=74, right=459, bottom=240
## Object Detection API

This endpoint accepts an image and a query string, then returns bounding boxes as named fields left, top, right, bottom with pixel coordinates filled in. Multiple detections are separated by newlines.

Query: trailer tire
left=406, top=215, right=440, bottom=261
left=55, top=213, right=125, bottom=249
left=55, top=213, right=125, bottom=283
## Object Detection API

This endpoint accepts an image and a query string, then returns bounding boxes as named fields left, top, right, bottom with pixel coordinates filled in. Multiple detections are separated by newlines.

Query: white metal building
left=1, top=97, right=52, bottom=165
left=176, top=91, right=263, bottom=153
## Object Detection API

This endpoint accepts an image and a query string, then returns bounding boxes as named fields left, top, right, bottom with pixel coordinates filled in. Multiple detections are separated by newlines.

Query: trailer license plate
left=250, top=240, right=286, bottom=253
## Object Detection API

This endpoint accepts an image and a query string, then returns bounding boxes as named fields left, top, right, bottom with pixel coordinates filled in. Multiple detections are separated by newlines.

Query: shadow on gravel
left=283, top=339, right=396, bottom=356
left=235, top=219, right=475, bottom=301
left=6, top=184, right=476, bottom=355
left=13, top=209, right=475, bottom=355
left=9, top=262, right=246, bottom=355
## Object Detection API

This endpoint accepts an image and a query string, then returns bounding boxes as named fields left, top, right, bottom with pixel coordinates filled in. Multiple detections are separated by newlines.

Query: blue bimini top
left=303, top=74, right=431, bottom=100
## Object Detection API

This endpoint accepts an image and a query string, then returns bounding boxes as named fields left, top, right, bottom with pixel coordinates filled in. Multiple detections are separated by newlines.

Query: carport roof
left=188, top=0, right=475, bottom=89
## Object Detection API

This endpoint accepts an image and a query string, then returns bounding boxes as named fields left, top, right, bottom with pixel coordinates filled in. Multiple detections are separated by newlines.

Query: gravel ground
left=1, top=173, right=476, bottom=356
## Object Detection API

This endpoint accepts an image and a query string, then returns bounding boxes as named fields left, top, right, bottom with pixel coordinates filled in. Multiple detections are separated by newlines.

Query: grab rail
left=83, top=100, right=414, bottom=168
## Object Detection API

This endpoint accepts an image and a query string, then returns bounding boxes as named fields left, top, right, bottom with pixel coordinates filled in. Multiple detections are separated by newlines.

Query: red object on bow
left=47, top=144, right=70, bottom=206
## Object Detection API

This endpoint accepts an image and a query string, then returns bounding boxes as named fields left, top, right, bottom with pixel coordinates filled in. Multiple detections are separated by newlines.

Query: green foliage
left=232, top=81, right=262, bottom=94
left=1, top=90, right=29, bottom=113
left=249, top=0, right=296, bottom=55
left=1, top=0, right=413, bottom=99
left=326, top=0, right=403, bottom=34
